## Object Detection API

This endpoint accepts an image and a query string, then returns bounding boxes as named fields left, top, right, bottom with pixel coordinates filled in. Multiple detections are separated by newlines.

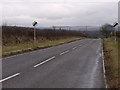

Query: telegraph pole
left=53, top=26, right=56, bottom=30
left=86, top=26, right=87, bottom=31
left=69, top=27, right=71, bottom=31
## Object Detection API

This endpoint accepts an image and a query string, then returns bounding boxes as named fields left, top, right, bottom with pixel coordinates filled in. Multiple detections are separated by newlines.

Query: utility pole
left=86, top=26, right=87, bottom=31
left=33, top=21, right=38, bottom=44
left=84, top=26, right=87, bottom=35
left=59, top=27, right=61, bottom=30
left=53, top=26, right=56, bottom=30
left=69, top=27, right=71, bottom=31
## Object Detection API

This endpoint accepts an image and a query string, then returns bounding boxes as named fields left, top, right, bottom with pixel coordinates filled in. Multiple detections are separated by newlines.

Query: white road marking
left=34, top=56, right=55, bottom=68
left=0, top=73, right=20, bottom=83
left=60, top=50, right=70, bottom=55
left=96, top=60, right=99, bottom=64
left=72, top=47, right=77, bottom=50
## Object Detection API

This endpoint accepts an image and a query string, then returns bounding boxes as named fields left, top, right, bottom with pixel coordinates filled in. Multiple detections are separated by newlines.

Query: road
left=2, top=39, right=105, bottom=88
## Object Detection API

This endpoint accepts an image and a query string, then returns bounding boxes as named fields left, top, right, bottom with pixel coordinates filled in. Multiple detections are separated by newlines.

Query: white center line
left=0, top=73, right=20, bottom=83
left=72, top=47, right=77, bottom=50
left=34, top=56, right=55, bottom=68
left=60, top=50, right=70, bottom=55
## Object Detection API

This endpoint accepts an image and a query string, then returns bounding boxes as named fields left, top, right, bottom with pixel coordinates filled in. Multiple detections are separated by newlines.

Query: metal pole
left=115, top=29, right=116, bottom=45
left=112, top=22, right=118, bottom=45
left=86, top=26, right=87, bottom=31
left=34, top=26, right=36, bottom=43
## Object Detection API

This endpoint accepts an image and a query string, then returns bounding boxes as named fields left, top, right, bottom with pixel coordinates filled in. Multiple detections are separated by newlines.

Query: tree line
left=2, top=26, right=85, bottom=45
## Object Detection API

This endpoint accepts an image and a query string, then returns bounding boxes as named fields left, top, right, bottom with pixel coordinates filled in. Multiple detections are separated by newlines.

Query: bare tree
left=101, top=23, right=114, bottom=38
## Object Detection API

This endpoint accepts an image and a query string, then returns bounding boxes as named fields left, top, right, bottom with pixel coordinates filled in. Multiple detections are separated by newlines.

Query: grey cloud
left=1, top=0, right=119, bottom=3
left=2, top=2, right=118, bottom=27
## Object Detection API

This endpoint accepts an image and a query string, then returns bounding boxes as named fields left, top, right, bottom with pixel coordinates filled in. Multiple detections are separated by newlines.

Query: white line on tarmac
left=72, top=47, right=77, bottom=50
left=60, top=50, right=70, bottom=55
left=34, top=56, right=55, bottom=68
left=0, top=73, right=20, bottom=83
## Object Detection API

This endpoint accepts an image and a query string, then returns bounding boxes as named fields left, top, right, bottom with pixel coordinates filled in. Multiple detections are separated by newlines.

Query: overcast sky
left=1, top=0, right=119, bottom=27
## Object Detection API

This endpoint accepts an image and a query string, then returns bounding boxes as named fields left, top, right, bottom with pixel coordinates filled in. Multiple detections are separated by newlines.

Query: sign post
left=33, top=21, right=38, bottom=44
left=113, top=22, right=118, bottom=45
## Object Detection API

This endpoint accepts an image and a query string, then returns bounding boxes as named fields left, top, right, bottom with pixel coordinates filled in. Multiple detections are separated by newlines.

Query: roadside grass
left=103, top=38, right=118, bottom=88
left=0, top=46, right=1, bottom=58
left=118, top=38, right=120, bottom=88
left=2, top=37, right=84, bottom=57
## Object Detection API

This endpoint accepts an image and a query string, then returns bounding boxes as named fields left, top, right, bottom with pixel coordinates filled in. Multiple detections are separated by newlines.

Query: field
left=2, top=26, right=85, bottom=57
left=103, top=38, right=118, bottom=88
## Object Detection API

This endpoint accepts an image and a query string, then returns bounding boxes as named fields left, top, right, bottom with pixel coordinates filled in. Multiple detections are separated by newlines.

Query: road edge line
left=102, top=40, right=108, bottom=88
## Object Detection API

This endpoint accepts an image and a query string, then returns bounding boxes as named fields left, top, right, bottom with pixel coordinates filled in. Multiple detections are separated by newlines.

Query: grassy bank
left=2, top=26, right=85, bottom=57
left=103, top=38, right=118, bottom=88
left=3, top=37, right=84, bottom=57
left=2, top=26, right=85, bottom=45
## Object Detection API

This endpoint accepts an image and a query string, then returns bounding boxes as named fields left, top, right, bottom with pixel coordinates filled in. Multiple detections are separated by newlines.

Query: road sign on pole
left=113, top=22, right=118, bottom=45
left=113, top=22, right=118, bottom=27
left=33, top=21, right=38, bottom=44
left=115, top=29, right=116, bottom=45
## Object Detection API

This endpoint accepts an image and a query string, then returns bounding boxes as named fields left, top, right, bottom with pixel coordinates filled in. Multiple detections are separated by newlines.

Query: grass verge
left=103, top=38, right=118, bottom=88
left=2, top=37, right=84, bottom=57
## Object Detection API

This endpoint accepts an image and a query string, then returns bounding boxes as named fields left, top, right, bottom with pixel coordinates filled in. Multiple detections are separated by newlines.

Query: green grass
left=103, top=38, right=118, bottom=88
left=2, top=37, right=84, bottom=57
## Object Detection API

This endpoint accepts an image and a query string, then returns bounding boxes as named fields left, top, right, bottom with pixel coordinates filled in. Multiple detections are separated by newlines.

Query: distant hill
left=37, top=26, right=101, bottom=31
left=37, top=26, right=102, bottom=38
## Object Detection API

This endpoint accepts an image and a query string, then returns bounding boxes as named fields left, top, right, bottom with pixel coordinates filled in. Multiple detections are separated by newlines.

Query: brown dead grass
left=103, top=38, right=118, bottom=88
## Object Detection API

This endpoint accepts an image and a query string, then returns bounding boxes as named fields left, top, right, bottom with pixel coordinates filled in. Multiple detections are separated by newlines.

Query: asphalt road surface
left=2, top=39, right=105, bottom=88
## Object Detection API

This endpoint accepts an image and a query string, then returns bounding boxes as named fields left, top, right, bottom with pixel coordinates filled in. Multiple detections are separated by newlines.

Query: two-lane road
left=2, top=39, right=105, bottom=88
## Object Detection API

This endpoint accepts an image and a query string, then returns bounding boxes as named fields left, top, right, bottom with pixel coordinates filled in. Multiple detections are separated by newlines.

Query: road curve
left=2, top=39, right=105, bottom=88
